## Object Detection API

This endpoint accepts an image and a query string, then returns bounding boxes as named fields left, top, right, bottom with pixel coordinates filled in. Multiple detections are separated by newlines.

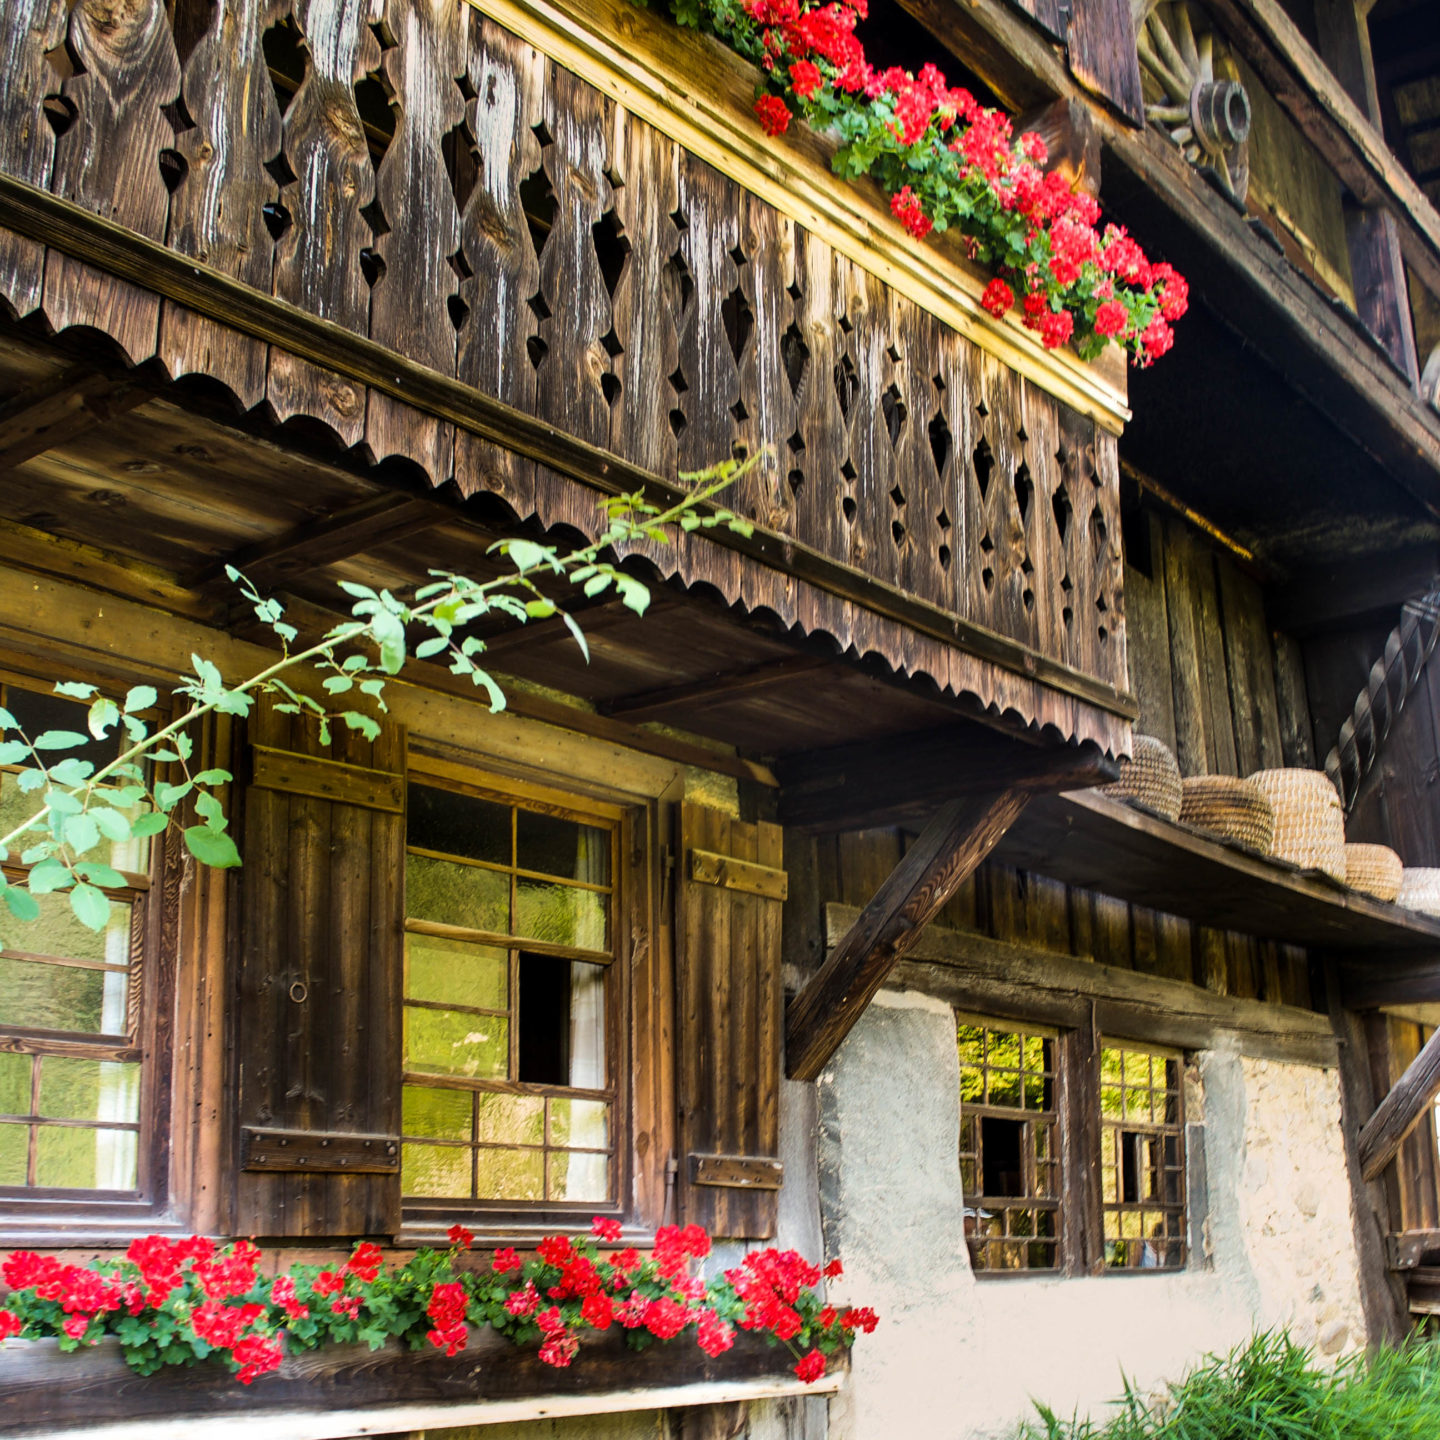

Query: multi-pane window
left=957, top=1022, right=1060, bottom=1272
left=401, top=777, right=617, bottom=1208
left=1100, top=1043, right=1186, bottom=1270
left=957, top=1018, right=1188, bottom=1275
left=0, top=680, right=149, bottom=1193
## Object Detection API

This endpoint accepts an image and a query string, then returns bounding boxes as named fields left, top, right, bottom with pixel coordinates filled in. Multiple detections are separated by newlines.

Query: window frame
left=955, top=1007, right=1191, bottom=1279
left=0, top=664, right=179, bottom=1236
left=399, top=755, right=644, bottom=1242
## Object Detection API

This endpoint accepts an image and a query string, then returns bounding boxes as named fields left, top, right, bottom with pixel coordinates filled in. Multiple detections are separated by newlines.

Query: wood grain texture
left=160, top=0, right=286, bottom=407
left=677, top=804, right=784, bottom=1239
left=1064, top=0, right=1145, bottom=124
left=786, top=786, right=1031, bottom=1082
left=235, top=702, right=405, bottom=1238
left=1359, top=1023, right=1440, bottom=1182
left=366, top=0, right=467, bottom=480
left=44, top=0, right=181, bottom=364
left=268, top=0, right=382, bottom=444
left=0, top=0, right=68, bottom=318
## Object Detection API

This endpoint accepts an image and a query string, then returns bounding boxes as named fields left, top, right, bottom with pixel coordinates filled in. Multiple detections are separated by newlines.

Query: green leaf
left=124, top=686, right=158, bottom=714
left=183, top=826, right=242, bottom=868
left=0, top=741, right=29, bottom=764
left=75, top=862, right=127, bottom=889
left=47, top=757, right=95, bottom=786
left=87, top=697, right=120, bottom=739
left=1, top=886, right=39, bottom=922
left=54, top=681, right=98, bottom=700
left=323, top=675, right=355, bottom=693
left=70, top=882, right=111, bottom=931
left=470, top=669, right=507, bottom=713
left=15, top=767, right=46, bottom=794
left=131, top=812, right=170, bottom=838
left=32, top=730, right=90, bottom=750
left=414, top=636, right=448, bottom=659
left=155, top=781, right=194, bottom=811
left=60, top=813, right=100, bottom=857
left=194, top=791, right=227, bottom=830
left=28, top=859, right=73, bottom=894
left=92, top=807, right=133, bottom=843
left=504, top=539, right=549, bottom=572
left=193, top=769, right=231, bottom=786
left=562, top=611, right=590, bottom=663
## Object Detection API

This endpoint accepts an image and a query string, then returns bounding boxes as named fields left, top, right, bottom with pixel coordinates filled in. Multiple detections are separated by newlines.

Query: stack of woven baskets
left=1178, top=775, right=1274, bottom=854
left=1101, top=734, right=1182, bottom=820
left=1098, top=742, right=1428, bottom=909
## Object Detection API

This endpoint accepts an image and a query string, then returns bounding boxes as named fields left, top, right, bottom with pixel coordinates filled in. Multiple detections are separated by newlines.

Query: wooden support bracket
left=0, top=365, right=152, bottom=472
left=785, top=784, right=1032, bottom=1082
left=1358, top=1023, right=1440, bottom=1180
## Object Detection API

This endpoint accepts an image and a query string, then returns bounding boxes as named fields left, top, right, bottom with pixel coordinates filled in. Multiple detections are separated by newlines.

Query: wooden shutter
left=1067, top=0, right=1146, bottom=125
left=676, top=803, right=787, bottom=1240
left=234, top=701, right=405, bottom=1238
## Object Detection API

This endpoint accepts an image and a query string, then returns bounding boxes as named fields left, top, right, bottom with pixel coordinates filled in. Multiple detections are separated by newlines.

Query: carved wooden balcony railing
left=0, top=0, right=1133, bottom=751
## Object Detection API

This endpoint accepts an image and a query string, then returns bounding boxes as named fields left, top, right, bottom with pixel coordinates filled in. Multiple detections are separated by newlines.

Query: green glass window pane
left=960, top=1068, right=983, bottom=1103
left=549, top=1097, right=608, bottom=1149
left=0, top=957, right=127, bottom=1035
left=39, top=1058, right=139, bottom=1123
left=0, top=1121, right=27, bottom=1184
left=1123, top=1051, right=1153, bottom=1087
left=985, top=1068, right=1021, bottom=1108
left=0, top=773, right=45, bottom=846
left=408, top=785, right=511, bottom=867
left=4, top=892, right=132, bottom=968
left=988, top=1031, right=1021, bottom=1070
left=0, top=1053, right=31, bottom=1116
left=36, top=1125, right=136, bottom=1190
left=1023, top=1072, right=1048, bottom=1109
left=514, top=880, right=608, bottom=950
left=960, top=1158, right=977, bottom=1191
left=406, top=934, right=507, bottom=1010
left=402, top=1143, right=471, bottom=1198
left=549, top=1149, right=608, bottom=1202
left=407, top=854, right=509, bottom=934
left=402, top=1085, right=472, bottom=1142
left=1101, top=1084, right=1123, bottom=1117
left=475, top=1092, right=544, bottom=1146
left=516, top=810, right=610, bottom=885
left=1100, top=1048, right=1124, bottom=1083
left=1125, top=1086, right=1155, bottom=1122
left=475, top=1147, right=543, bottom=1200
left=405, top=1006, right=509, bottom=1079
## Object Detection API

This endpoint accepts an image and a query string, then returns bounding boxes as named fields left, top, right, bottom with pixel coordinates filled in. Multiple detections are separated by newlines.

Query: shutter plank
left=236, top=702, right=405, bottom=1238
left=677, top=804, right=785, bottom=1239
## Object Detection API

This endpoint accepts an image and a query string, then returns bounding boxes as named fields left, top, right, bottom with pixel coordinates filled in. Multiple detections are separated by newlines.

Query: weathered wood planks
left=0, top=0, right=1132, bottom=755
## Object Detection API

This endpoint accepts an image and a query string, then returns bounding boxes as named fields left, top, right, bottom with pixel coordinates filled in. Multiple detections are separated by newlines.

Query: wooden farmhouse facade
left=1, top=0, right=1440, bottom=1436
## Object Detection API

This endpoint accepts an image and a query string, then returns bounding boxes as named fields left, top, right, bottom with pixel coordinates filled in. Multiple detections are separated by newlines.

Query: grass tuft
left=1019, top=1331, right=1440, bottom=1440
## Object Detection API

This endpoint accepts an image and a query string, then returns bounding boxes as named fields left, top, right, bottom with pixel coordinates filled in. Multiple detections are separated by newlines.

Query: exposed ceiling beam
left=0, top=365, right=151, bottom=472
left=1358, top=1023, right=1440, bottom=1180
left=1339, top=954, right=1440, bottom=1009
left=186, top=493, right=442, bottom=590
left=776, top=722, right=1118, bottom=832
left=1268, top=544, right=1440, bottom=634
left=603, top=655, right=830, bottom=719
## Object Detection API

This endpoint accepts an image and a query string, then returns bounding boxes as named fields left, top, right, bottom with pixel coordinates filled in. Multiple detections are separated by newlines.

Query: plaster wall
left=815, top=990, right=1367, bottom=1440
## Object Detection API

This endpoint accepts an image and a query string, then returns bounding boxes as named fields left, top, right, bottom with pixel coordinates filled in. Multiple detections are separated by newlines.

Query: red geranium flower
left=754, top=94, right=792, bottom=136
left=980, top=279, right=1014, bottom=318
left=794, top=1349, right=827, bottom=1383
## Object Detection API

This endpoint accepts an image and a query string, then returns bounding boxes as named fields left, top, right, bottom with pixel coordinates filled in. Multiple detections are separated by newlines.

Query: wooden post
left=1312, top=0, right=1419, bottom=382
left=1358, top=1023, right=1440, bottom=1181
left=785, top=785, right=1031, bottom=1081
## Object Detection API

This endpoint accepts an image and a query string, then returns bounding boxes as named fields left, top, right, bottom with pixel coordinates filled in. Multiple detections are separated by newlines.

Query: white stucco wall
left=815, top=989, right=1368, bottom=1440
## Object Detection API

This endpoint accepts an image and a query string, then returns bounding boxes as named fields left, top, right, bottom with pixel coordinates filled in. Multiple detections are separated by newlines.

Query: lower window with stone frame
left=957, top=1014, right=1188, bottom=1276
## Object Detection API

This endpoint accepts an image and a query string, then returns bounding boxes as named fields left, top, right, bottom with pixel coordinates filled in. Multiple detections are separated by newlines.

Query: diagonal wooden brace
left=785, top=785, right=1031, bottom=1082
left=1358, top=1023, right=1440, bottom=1181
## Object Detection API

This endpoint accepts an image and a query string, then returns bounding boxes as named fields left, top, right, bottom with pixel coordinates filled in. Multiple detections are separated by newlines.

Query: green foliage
left=1021, top=1331, right=1440, bottom=1440
left=0, top=457, right=760, bottom=944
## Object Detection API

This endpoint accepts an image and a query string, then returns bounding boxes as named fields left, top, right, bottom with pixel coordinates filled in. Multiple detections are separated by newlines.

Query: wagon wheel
left=1134, top=0, right=1251, bottom=203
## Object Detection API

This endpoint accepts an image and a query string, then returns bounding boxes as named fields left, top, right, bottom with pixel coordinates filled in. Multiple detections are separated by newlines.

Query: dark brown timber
left=603, top=656, right=829, bottom=718
left=0, top=365, right=151, bottom=472
left=1359, top=1025, right=1440, bottom=1181
left=785, top=786, right=1032, bottom=1082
